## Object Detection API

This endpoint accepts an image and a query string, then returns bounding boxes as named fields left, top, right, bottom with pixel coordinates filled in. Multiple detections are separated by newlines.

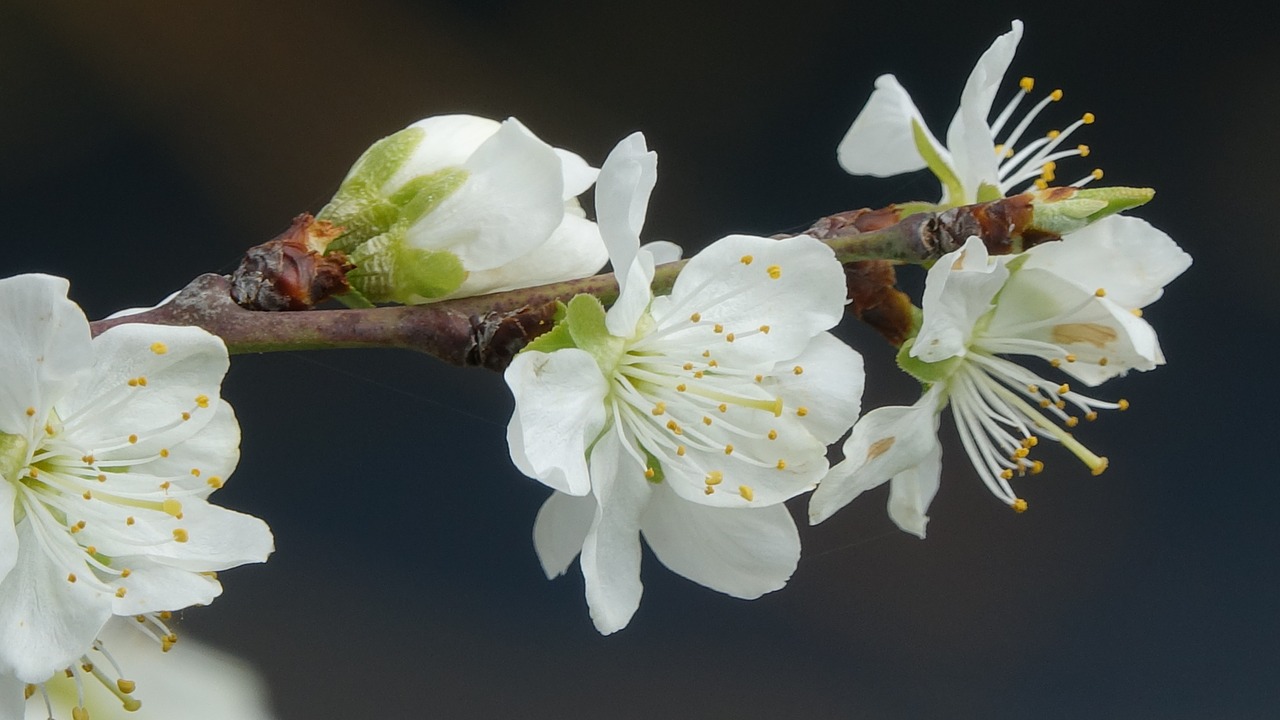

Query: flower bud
left=319, top=114, right=606, bottom=304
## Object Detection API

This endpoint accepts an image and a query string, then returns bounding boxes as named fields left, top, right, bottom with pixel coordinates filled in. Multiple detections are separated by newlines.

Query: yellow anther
left=993, top=143, right=1006, bottom=156
left=775, top=459, right=787, bottom=470
left=1027, top=384, right=1039, bottom=394
left=759, top=325, right=770, bottom=334
left=1082, top=112, right=1095, bottom=124
left=121, top=568, right=132, bottom=577
left=676, top=445, right=686, bottom=456
left=1023, top=436, right=1039, bottom=448
left=718, top=403, right=727, bottom=413
left=27, top=467, right=38, bottom=479
left=190, top=468, right=201, bottom=476
left=137, top=376, right=148, bottom=387
left=1099, top=357, right=1110, bottom=366
left=651, top=402, right=666, bottom=416
left=126, top=517, right=135, bottom=526
left=702, top=350, right=711, bottom=357
left=159, top=611, right=172, bottom=620
left=1013, top=447, right=1029, bottom=459
left=1049, top=358, right=1062, bottom=368
left=181, top=411, right=192, bottom=421
left=75, top=520, right=86, bottom=530
left=1046, top=129, right=1061, bottom=139
left=115, top=587, right=127, bottom=598
left=81, top=662, right=94, bottom=673
left=1034, top=179, right=1048, bottom=190
left=1012, top=498, right=1029, bottom=513
left=676, top=383, right=687, bottom=392
left=1000, top=469, right=1014, bottom=480
left=159, top=481, right=171, bottom=491
left=195, top=394, right=210, bottom=408
left=172, top=528, right=190, bottom=543
left=1118, top=399, right=1130, bottom=411
left=123, top=698, right=142, bottom=712
left=162, top=498, right=183, bottom=518
left=703, top=416, right=713, bottom=426
left=67, top=573, right=77, bottom=583
left=128, top=378, right=138, bottom=387
left=690, top=312, right=702, bottom=323
left=1091, top=457, right=1109, bottom=476
left=694, top=371, right=705, bottom=379
left=1065, top=354, right=1077, bottom=363
left=767, top=429, right=777, bottom=440
left=754, top=374, right=763, bottom=383
left=1065, top=416, right=1079, bottom=427
left=705, top=471, right=723, bottom=486
left=161, top=634, right=177, bottom=652
left=72, top=706, right=89, bottom=720
left=682, top=362, right=694, bottom=371
left=738, top=485, right=755, bottom=501
left=1091, top=168, right=1104, bottom=179
left=713, top=324, right=724, bottom=334
left=766, top=265, right=781, bottom=279
left=128, top=434, right=138, bottom=444
left=796, top=406, right=809, bottom=417
left=159, top=448, right=170, bottom=458
left=150, top=341, right=168, bottom=355
left=117, top=679, right=136, bottom=694
left=24, top=407, right=35, bottom=417
left=708, top=360, right=718, bottom=368
left=1085, top=411, right=1098, bottom=422
left=45, top=423, right=54, bottom=435
left=85, top=546, right=96, bottom=555
left=666, top=420, right=683, bottom=435
left=740, top=255, right=754, bottom=265
left=704, top=487, right=714, bottom=495
left=792, top=365, right=804, bottom=375
left=24, top=684, right=35, bottom=700
left=725, top=333, right=735, bottom=342
left=724, top=444, right=734, bottom=455
left=1055, top=400, right=1066, bottom=410
left=206, top=476, right=224, bottom=489
left=1039, top=399, right=1052, bottom=409
left=1019, top=76, right=1035, bottom=92
left=1050, top=89, right=1063, bottom=101
left=1131, top=308, right=1143, bottom=317
left=1078, top=144, right=1091, bottom=157
left=1031, top=460, right=1044, bottom=474
left=82, top=490, right=92, bottom=500
left=81, top=454, right=95, bottom=464
left=644, top=467, right=655, bottom=479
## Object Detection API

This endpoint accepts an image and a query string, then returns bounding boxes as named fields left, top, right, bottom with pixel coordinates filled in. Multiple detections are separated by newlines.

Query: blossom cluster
left=3, top=17, right=1189, bottom=716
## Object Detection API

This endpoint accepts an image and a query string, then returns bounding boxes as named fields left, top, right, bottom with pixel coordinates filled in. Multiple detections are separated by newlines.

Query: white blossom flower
left=505, top=133, right=864, bottom=633
left=809, top=216, right=1191, bottom=535
left=0, top=274, right=273, bottom=700
left=14, top=617, right=276, bottom=720
left=320, top=114, right=607, bottom=303
left=837, top=19, right=1101, bottom=206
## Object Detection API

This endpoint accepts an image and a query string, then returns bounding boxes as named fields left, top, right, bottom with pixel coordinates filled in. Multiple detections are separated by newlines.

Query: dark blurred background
left=2, top=1, right=1275, bottom=718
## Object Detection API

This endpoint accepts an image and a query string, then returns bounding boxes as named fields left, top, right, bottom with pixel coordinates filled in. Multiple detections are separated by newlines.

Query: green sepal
left=524, top=302, right=576, bottom=354
left=336, top=127, right=425, bottom=198
left=895, top=201, right=941, bottom=218
left=912, top=119, right=966, bottom=205
left=896, top=337, right=964, bottom=384
left=1030, top=186, right=1154, bottom=236
left=975, top=182, right=1003, bottom=203
left=334, top=286, right=376, bottom=309
left=643, top=449, right=665, bottom=484
left=347, top=230, right=469, bottom=303
left=564, top=294, right=625, bottom=371
left=0, top=431, right=28, bottom=483
left=1073, top=186, right=1155, bottom=222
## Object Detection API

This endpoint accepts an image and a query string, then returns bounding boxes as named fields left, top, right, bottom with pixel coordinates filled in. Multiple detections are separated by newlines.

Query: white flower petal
left=104, top=289, right=180, bottom=320
left=945, top=20, right=1023, bottom=200
left=0, top=482, right=15, bottom=584
left=580, top=428, right=651, bottom=634
left=0, top=521, right=112, bottom=683
left=386, top=114, right=501, bottom=191
left=0, top=274, right=92, bottom=436
left=641, top=240, right=683, bottom=265
left=809, top=389, right=943, bottom=525
left=532, top=490, right=596, bottom=579
left=912, top=236, right=1009, bottom=363
left=57, top=324, right=230, bottom=461
left=605, top=250, right=656, bottom=338
left=1, top=673, right=22, bottom=718
left=659, top=234, right=846, bottom=365
left=763, top=332, right=864, bottom=445
left=406, top=117, right=565, bottom=271
left=641, top=483, right=799, bottom=599
left=446, top=209, right=608, bottom=298
left=886, top=439, right=944, bottom=538
left=555, top=148, right=599, bottom=200
left=837, top=74, right=944, bottom=177
left=505, top=349, right=609, bottom=495
left=595, top=132, right=657, bottom=293
left=139, top=502, right=273, bottom=572
left=109, top=561, right=221, bottom=615
left=1021, top=215, right=1192, bottom=309
left=140, top=399, right=240, bottom=498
